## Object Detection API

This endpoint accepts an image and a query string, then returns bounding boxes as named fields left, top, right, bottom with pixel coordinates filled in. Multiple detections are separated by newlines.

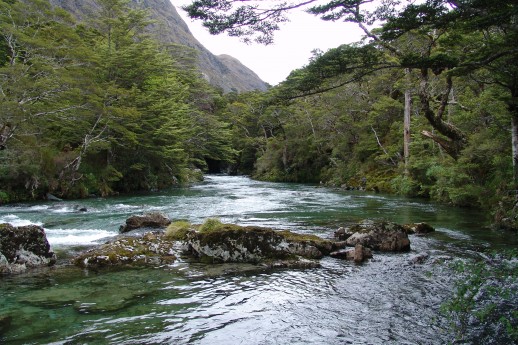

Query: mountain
left=49, top=0, right=268, bottom=93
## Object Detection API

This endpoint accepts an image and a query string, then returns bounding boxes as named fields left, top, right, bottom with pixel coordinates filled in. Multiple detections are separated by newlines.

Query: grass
left=164, top=220, right=192, bottom=240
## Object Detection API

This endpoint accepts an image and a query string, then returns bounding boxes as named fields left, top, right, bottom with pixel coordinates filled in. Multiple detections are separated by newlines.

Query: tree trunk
left=403, top=69, right=412, bottom=174
left=512, top=113, right=518, bottom=188
left=418, top=68, right=466, bottom=159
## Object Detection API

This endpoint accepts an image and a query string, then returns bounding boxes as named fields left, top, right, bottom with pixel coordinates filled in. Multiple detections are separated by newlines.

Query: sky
left=173, top=1, right=366, bottom=86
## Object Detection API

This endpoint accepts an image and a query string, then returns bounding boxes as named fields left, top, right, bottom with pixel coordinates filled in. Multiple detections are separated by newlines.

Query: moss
left=199, top=218, right=225, bottom=232
left=73, top=234, right=176, bottom=268
left=187, top=224, right=333, bottom=262
left=165, top=220, right=192, bottom=240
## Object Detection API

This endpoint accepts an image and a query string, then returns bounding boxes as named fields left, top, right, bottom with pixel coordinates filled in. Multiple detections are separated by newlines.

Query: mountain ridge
left=48, top=0, right=268, bottom=93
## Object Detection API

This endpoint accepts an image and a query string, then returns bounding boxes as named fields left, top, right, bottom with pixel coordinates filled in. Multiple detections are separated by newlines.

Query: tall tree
left=0, top=0, right=100, bottom=197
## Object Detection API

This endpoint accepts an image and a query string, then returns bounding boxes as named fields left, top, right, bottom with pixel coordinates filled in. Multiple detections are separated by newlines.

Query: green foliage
left=442, top=250, right=518, bottom=343
left=165, top=220, right=192, bottom=240
left=0, top=0, right=238, bottom=201
left=199, top=218, right=225, bottom=233
left=0, top=190, right=9, bottom=204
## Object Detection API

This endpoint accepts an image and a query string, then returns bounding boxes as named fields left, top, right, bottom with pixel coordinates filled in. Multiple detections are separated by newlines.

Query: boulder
left=0, top=224, right=57, bottom=274
left=330, top=244, right=372, bottom=263
left=73, top=232, right=176, bottom=268
left=334, top=227, right=353, bottom=241
left=119, top=212, right=171, bottom=233
left=402, top=222, right=435, bottom=235
left=185, top=225, right=333, bottom=264
left=340, top=220, right=411, bottom=252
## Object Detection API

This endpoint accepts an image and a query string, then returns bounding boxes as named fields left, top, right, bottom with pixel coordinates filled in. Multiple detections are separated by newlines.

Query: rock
left=403, top=222, right=435, bottom=235
left=264, top=258, right=321, bottom=269
left=119, top=212, right=171, bottom=233
left=72, top=232, right=176, bottom=268
left=73, top=205, right=88, bottom=212
left=408, top=252, right=430, bottom=264
left=334, top=227, right=353, bottom=241
left=329, top=244, right=372, bottom=263
left=329, top=248, right=353, bottom=260
left=342, top=220, right=411, bottom=252
left=0, top=315, right=12, bottom=335
left=46, top=193, right=62, bottom=201
left=185, top=225, right=333, bottom=264
left=0, top=224, right=56, bottom=274
left=354, top=244, right=369, bottom=262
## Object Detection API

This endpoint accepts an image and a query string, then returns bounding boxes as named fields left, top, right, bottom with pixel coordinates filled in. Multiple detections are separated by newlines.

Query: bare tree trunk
left=512, top=114, right=518, bottom=187
left=403, top=69, right=412, bottom=174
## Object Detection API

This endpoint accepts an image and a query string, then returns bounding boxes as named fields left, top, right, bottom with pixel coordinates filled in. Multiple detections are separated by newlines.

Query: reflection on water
left=0, top=175, right=514, bottom=344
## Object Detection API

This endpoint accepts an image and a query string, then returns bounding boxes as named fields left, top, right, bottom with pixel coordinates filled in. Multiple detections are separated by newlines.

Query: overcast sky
left=173, top=1, right=365, bottom=85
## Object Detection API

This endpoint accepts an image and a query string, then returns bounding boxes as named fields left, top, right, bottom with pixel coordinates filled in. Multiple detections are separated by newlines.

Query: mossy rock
left=72, top=232, right=176, bottom=268
left=337, top=220, right=411, bottom=252
left=0, top=223, right=56, bottom=274
left=402, top=222, right=435, bottom=235
left=185, top=224, right=333, bottom=264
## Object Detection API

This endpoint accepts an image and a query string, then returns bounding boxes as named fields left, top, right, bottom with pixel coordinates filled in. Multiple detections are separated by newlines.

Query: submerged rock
left=330, top=244, right=373, bottom=263
left=402, top=222, right=435, bottom=235
left=336, top=220, right=411, bottom=252
left=73, top=232, right=176, bottom=268
left=408, top=252, right=430, bottom=265
left=119, top=212, right=171, bottom=233
left=184, top=225, right=334, bottom=264
left=0, top=314, right=12, bottom=335
left=0, top=224, right=56, bottom=274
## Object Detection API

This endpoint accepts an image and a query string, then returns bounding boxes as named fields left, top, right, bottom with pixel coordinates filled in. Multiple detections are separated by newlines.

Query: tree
left=0, top=0, right=101, bottom=197
left=185, top=0, right=518, bottom=188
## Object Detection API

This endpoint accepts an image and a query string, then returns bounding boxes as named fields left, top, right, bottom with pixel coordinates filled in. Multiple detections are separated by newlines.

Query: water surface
left=0, top=175, right=514, bottom=344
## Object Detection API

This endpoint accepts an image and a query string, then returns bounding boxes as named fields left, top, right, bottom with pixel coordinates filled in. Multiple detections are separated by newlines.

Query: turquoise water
left=0, top=175, right=515, bottom=344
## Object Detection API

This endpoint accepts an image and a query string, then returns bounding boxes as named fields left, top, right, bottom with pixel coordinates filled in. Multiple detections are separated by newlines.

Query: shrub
left=0, top=190, right=9, bottom=204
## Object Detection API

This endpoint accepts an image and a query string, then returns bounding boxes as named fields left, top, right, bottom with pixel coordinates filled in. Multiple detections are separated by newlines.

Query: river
left=0, top=175, right=514, bottom=344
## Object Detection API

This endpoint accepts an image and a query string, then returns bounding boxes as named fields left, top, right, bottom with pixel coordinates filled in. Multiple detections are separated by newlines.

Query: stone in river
left=119, top=212, right=171, bottom=233
left=0, top=224, right=56, bottom=274
left=338, top=220, right=411, bottom=252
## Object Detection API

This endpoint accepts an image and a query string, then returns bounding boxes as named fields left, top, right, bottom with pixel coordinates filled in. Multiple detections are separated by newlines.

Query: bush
left=0, top=190, right=9, bottom=204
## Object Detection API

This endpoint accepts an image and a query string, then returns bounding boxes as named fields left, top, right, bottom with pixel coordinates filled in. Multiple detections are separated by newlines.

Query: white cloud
left=173, top=1, right=364, bottom=85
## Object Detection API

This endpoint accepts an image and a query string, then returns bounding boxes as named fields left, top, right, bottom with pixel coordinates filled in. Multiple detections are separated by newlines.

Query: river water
left=0, top=175, right=515, bottom=344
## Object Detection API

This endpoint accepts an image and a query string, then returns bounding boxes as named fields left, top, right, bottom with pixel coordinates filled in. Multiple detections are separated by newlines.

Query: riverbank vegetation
left=191, top=0, right=518, bottom=230
left=0, top=0, right=236, bottom=201
left=1, top=0, right=518, bottom=231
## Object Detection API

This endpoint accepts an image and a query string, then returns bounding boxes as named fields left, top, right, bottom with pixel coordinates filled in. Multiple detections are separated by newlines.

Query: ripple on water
left=0, top=175, right=507, bottom=344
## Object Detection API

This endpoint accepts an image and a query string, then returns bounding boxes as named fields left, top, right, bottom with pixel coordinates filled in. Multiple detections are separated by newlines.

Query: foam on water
left=45, top=228, right=116, bottom=246
left=0, top=214, right=43, bottom=227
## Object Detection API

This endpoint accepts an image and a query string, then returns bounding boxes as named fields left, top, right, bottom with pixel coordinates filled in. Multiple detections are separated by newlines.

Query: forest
left=1, top=0, right=518, bottom=230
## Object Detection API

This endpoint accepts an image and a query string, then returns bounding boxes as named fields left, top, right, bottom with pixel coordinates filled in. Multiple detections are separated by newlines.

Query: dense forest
left=0, top=0, right=237, bottom=200
left=1, top=0, right=518, bottom=230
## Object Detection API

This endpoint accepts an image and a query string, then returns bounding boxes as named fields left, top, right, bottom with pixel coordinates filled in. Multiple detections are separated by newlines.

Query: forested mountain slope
left=49, top=0, right=268, bottom=93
